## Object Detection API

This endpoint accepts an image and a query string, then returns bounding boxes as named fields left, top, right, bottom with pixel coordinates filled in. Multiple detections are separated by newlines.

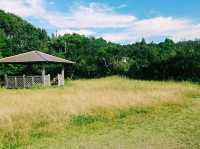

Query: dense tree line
left=0, top=10, right=199, bottom=81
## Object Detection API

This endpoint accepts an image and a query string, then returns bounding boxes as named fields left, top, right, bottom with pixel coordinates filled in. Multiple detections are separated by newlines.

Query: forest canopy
left=0, top=10, right=199, bottom=81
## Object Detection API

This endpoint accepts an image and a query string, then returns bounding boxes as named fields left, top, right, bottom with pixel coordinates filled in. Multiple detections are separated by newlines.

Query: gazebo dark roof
left=0, top=50, right=75, bottom=64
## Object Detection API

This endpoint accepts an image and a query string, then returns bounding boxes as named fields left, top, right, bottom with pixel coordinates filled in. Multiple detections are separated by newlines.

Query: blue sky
left=0, top=0, right=200, bottom=44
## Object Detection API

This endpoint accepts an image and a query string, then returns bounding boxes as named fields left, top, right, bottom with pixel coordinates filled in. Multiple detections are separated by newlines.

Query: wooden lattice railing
left=5, top=75, right=50, bottom=89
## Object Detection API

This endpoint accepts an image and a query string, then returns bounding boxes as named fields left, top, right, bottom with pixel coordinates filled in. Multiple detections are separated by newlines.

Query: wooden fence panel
left=5, top=75, right=50, bottom=89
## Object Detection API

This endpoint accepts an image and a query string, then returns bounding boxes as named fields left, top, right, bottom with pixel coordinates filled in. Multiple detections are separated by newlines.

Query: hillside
left=0, top=10, right=200, bottom=81
left=0, top=76, right=199, bottom=148
left=0, top=10, right=49, bottom=57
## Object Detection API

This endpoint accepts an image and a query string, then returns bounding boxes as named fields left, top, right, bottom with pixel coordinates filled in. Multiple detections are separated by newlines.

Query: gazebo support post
left=58, top=65, right=65, bottom=86
left=23, top=75, right=26, bottom=88
left=4, top=74, right=8, bottom=88
left=42, top=65, right=46, bottom=86
left=14, top=77, right=17, bottom=88
left=61, top=65, right=65, bottom=86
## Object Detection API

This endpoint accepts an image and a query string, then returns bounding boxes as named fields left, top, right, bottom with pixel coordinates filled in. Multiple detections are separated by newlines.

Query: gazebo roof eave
left=0, top=50, right=75, bottom=64
left=0, top=61, right=75, bottom=64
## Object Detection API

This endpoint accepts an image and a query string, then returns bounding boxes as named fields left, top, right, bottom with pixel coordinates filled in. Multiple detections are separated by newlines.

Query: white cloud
left=0, top=0, right=45, bottom=17
left=0, top=1, right=135, bottom=29
left=102, top=17, right=200, bottom=43
left=0, top=0, right=200, bottom=43
left=57, top=29, right=96, bottom=36
left=46, top=3, right=136, bottom=28
left=171, top=24, right=200, bottom=41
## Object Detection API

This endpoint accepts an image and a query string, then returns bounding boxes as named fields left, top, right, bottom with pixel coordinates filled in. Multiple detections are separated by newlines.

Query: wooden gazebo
left=0, top=51, right=75, bottom=88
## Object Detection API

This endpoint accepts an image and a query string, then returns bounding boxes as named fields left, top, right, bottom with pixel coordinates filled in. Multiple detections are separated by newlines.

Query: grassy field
left=0, top=76, right=199, bottom=149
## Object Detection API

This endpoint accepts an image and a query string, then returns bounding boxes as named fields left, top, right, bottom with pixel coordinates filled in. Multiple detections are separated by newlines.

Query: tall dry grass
left=0, top=76, right=199, bottom=118
left=0, top=76, right=199, bottom=148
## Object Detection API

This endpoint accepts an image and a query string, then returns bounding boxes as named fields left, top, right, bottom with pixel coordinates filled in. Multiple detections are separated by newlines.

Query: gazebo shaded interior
left=0, top=51, right=74, bottom=88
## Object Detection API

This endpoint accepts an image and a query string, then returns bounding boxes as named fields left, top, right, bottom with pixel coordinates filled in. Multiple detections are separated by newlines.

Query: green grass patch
left=0, top=100, right=200, bottom=149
